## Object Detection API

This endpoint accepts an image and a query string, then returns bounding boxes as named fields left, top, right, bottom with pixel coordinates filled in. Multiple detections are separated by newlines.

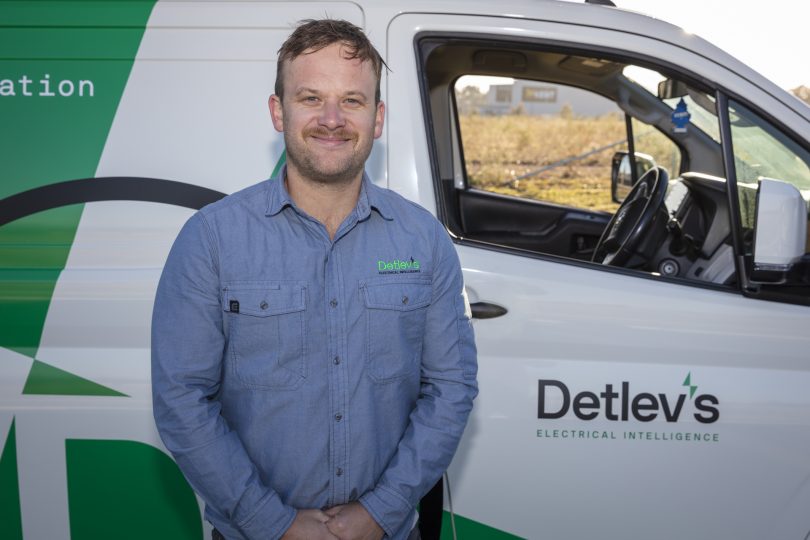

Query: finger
left=300, top=508, right=331, bottom=523
left=323, top=505, right=344, bottom=517
left=325, top=515, right=346, bottom=535
left=313, top=510, right=332, bottom=523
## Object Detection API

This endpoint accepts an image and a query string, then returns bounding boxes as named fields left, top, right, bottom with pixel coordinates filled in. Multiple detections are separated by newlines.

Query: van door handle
left=470, top=302, right=507, bottom=319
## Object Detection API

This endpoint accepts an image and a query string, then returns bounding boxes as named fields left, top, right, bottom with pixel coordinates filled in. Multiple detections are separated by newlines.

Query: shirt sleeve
left=151, top=212, right=296, bottom=539
left=359, top=221, right=479, bottom=538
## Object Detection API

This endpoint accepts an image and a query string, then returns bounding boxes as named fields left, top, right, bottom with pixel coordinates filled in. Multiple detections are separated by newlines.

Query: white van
left=1, top=1, right=809, bottom=539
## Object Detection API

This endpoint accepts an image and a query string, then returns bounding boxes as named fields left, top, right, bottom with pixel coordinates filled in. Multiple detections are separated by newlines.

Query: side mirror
left=611, top=151, right=656, bottom=203
left=751, top=178, right=808, bottom=283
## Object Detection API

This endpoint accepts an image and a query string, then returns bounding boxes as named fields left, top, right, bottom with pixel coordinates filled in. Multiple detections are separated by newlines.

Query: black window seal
left=715, top=92, right=748, bottom=293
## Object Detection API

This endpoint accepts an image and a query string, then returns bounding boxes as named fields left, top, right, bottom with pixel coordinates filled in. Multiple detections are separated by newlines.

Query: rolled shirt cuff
left=359, top=485, right=414, bottom=539
left=236, top=492, right=296, bottom=540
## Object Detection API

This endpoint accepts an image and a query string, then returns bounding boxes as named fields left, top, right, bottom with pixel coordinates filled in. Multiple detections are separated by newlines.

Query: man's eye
left=345, top=98, right=362, bottom=106
left=304, top=96, right=319, bottom=103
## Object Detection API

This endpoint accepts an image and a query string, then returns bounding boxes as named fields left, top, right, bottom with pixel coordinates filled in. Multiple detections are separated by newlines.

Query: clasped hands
left=281, top=501, right=384, bottom=540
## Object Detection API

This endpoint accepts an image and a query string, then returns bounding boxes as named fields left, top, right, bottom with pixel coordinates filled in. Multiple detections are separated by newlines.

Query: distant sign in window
left=495, top=86, right=512, bottom=103
left=522, top=86, right=557, bottom=103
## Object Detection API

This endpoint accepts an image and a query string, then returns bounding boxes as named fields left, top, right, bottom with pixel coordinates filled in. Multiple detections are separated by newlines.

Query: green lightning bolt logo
left=683, top=372, right=698, bottom=399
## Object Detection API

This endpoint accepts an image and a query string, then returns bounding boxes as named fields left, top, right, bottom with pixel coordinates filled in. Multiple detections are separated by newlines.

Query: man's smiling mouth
left=306, top=127, right=355, bottom=147
left=309, top=133, right=354, bottom=148
left=313, top=135, right=349, bottom=143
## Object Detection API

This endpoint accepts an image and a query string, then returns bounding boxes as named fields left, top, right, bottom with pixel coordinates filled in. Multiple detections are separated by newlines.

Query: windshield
left=664, top=92, right=720, bottom=143
left=623, top=66, right=720, bottom=142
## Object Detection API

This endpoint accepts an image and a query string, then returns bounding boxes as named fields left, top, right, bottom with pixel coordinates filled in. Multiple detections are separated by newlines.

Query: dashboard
left=649, top=173, right=736, bottom=284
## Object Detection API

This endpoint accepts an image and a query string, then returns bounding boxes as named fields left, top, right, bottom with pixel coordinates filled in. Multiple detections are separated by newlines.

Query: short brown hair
left=275, top=19, right=386, bottom=103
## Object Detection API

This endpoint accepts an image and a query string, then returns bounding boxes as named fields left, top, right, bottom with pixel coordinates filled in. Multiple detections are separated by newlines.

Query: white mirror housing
left=753, top=178, right=808, bottom=271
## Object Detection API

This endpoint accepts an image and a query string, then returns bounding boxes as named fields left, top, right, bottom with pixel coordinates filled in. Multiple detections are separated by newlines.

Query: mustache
left=304, top=126, right=357, bottom=141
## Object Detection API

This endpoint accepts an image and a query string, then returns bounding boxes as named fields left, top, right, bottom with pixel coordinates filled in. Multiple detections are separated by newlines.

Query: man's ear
left=373, top=100, right=385, bottom=139
left=269, top=94, right=284, bottom=132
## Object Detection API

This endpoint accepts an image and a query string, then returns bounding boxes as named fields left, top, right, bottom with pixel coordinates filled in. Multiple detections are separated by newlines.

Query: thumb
left=324, top=505, right=344, bottom=518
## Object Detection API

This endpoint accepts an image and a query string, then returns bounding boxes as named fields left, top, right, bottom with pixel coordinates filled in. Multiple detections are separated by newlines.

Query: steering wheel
left=592, top=166, right=669, bottom=266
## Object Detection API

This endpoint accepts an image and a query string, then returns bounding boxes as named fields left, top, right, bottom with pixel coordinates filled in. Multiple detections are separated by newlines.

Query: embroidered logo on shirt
left=377, top=257, right=421, bottom=274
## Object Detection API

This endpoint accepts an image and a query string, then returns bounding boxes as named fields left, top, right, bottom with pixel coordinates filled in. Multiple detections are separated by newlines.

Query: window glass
left=447, top=55, right=728, bottom=281
left=669, top=92, right=721, bottom=143
left=631, top=117, right=681, bottom=177
left=455, top=75, right=626, bottom=212
left=728, top=100, right=810, bottom=250
left=623, top=65, right=720, bottom=143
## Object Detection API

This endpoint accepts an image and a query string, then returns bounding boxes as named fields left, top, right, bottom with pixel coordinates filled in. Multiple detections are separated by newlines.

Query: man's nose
left=318, top=100, right=345, bottom=129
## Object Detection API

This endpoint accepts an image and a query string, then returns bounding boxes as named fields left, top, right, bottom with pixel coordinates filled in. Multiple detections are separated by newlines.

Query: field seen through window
left=458, top=113, right=679, bottom=213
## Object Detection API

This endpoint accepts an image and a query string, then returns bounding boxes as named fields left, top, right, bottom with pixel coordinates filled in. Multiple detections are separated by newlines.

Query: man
left=152, top=19, right=477, bottom=540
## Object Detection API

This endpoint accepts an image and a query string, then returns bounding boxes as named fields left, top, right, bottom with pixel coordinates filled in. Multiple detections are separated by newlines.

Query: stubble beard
left=284, top=126, right=372, bottom=187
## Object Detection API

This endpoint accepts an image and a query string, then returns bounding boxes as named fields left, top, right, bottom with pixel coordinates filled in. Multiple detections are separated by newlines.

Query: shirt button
left=334, top=413, right=343, bottom=422
left=333, top=356, right=341, bottom=365
left=336, top=468, right=343, bottom=477
left=330, top=299, right=338, bottom=308
left=260, top=301, right=268, bottom=310
left=402, top=295, right=409, bottom=305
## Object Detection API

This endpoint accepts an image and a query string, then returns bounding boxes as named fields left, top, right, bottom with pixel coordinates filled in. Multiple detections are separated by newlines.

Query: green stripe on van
left=441, top=511, right=525, bottom=539
left=272, top=149, right=287, bottom=178
left=22, top=360, right=127, bottom=396
left=0, top=206, right=84, bottom=358
left=66, top=439, right=202, bottom=540
left=0, top=1, right=156, bottom=360
left=0, top=1, right=157, bottom=28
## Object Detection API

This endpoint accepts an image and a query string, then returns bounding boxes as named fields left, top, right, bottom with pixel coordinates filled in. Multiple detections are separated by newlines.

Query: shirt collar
left=265, top=164, right=295, bottom=217
left=265, top=164, right=394, bottom=221
left=359, top=171, right=394, bottom=221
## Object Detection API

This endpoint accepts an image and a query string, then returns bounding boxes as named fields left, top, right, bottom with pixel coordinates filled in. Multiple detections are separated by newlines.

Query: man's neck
left=285, top=167, right=363, bottom=240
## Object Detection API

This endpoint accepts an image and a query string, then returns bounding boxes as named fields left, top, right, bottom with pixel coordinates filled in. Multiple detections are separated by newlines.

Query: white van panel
left=449, top=244, right=810, bottom=539
left=386, top=12, right=810, bottom=538
left=36, top=202, right=193, bottom=397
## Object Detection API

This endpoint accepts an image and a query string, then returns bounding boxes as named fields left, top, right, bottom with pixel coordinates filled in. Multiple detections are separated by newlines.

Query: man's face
left=269, top=42, right=384, bottom=185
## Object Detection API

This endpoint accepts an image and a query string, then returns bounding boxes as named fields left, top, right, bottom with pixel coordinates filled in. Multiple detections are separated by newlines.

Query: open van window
left=454, top=74, right=629, bottom=213
left=434, top=43, right=734, bottom=284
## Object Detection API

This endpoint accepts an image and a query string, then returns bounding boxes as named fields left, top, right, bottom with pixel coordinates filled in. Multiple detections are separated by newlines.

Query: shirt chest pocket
left=361, top=277, right=432, bottom=383
left=222, top=281, right=307, bottom=389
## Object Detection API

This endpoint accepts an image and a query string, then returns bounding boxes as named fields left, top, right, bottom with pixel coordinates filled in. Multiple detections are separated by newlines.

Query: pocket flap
left=362, top=278, right=432, bottom=311
left=223, top=281, right=306, bottom=316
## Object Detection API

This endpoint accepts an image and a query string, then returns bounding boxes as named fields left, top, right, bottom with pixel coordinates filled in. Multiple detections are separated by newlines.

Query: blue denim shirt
left=151, top=169, right=478, bottom=540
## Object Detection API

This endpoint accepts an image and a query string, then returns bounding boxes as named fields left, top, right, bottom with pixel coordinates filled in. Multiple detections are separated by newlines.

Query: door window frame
left=416, top=32, right=739, bottom=293
left=416, top=31, right=810, bottom=306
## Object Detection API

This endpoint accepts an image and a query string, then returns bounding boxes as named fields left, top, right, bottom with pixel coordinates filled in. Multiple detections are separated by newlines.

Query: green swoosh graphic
left=0, top=1, right=154, bottom=395
left=23, top=360, right=127, bottom=397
